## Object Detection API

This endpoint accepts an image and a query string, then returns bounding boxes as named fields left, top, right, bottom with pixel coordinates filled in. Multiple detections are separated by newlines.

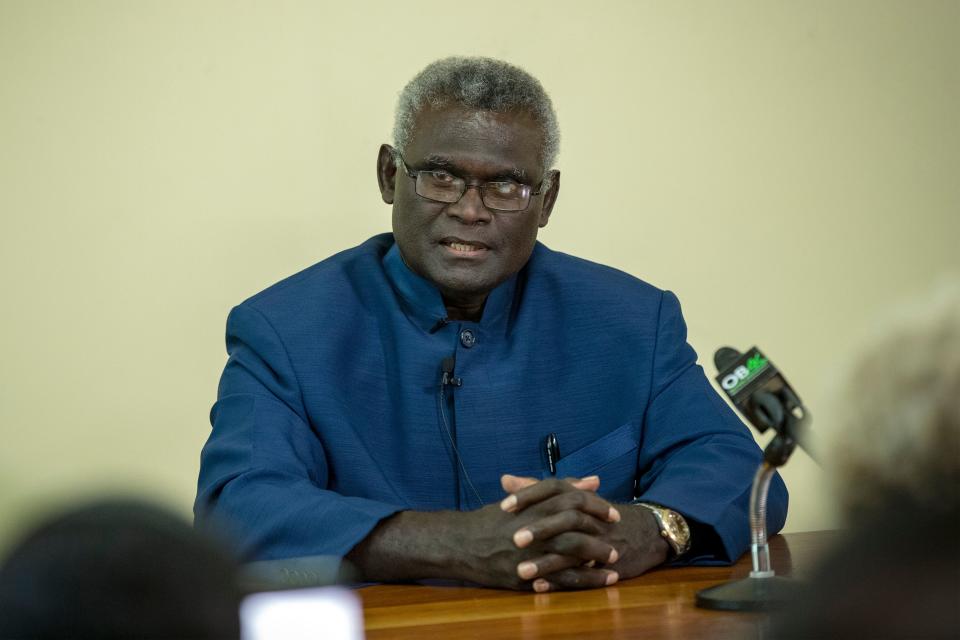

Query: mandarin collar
left=382, top=240, right=519, bottom=334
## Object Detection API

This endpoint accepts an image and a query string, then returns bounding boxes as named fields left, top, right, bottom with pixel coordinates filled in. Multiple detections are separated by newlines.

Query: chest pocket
left=555, top=421, right=639, bottom=501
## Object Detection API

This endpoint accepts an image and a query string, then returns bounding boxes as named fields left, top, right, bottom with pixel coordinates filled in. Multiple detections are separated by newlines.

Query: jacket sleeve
left=194, top=303, right=402, bottom=560
left=634, top=291, right=789, bottom=564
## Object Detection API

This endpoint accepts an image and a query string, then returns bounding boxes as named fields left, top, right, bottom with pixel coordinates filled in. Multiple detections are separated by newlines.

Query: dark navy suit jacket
left=195, top=234, right=787, bottom=563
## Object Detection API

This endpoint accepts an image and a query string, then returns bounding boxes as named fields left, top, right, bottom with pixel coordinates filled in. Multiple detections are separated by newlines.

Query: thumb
left=500, top=474, right=539, bottom=494
left=569, top=475, right=600, bottom=492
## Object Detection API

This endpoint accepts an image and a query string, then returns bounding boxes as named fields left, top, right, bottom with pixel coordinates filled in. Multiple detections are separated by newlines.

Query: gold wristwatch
left=634, top=502, right=691, bottom=558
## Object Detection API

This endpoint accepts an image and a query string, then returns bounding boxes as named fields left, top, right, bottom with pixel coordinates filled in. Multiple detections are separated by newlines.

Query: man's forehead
left=405, top=106, right=544, bottom=175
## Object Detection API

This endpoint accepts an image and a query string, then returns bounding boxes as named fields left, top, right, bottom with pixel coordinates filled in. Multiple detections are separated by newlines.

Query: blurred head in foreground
left=0, top=499, right=241, bottom=639
left=776, top=279, right=960, bottom=639
left=827, top=278, right=960, bottom=517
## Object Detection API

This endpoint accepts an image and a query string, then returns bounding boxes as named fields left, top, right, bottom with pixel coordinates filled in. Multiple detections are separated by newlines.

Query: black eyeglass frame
left=392, top=150, right=552, bottom=213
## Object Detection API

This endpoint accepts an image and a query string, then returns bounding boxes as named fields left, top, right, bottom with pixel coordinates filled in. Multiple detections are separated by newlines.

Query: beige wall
left=2, top=0, right=958, bottom=550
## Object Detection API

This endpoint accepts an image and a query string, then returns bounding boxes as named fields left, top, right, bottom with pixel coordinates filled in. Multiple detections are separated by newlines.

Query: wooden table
left=360, top=531, right=835, bottom=639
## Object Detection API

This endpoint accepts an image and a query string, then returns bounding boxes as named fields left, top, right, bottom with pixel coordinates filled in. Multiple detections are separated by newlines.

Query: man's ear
left=538, top=170, right=560, bottom=228
left=377, top=144, right=398, bottom=204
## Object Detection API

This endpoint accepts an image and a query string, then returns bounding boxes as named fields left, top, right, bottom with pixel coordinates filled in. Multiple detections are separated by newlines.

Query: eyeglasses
left=393, top=150, right=550, bottom=212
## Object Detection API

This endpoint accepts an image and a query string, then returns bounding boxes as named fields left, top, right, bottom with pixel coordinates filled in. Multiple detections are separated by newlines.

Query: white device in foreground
left=241, top=586, right=364, bottom=640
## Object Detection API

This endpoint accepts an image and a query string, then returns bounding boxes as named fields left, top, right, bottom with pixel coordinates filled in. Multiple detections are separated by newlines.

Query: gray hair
left=827, top=277, right=960, bottom=516
left=392, top=56, right=560, bottom=170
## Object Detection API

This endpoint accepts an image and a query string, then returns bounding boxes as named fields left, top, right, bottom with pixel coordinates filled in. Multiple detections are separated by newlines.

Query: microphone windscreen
left=714, top=347, right=742, bottom=373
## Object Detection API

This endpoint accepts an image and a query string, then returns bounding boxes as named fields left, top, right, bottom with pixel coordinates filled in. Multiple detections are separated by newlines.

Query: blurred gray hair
left=393, top=57, right=560, bottom=170
left=827, top=278, right=960, bottom=516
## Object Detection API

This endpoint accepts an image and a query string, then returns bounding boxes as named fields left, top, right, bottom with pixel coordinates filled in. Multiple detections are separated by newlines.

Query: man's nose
left=446, top=185, right=492, bottom=224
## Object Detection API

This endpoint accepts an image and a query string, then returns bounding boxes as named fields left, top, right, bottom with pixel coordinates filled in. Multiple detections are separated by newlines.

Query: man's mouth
left=439, top=238, right=490, bottom=255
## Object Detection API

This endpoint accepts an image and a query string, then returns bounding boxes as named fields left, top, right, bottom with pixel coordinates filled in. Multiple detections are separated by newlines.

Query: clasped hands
left=459, top=473, right=668, bottom=592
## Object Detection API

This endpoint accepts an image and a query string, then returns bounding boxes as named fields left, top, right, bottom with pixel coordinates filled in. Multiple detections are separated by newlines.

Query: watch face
left=671, top=512, right=685, bottom=532
left=636, top=502, right=690, bottom=555
left=663, top=509, right=691, bottom=551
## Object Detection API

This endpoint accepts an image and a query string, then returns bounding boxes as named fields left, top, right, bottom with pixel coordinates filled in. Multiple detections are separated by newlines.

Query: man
left=195, top=57, right=787, bottom=592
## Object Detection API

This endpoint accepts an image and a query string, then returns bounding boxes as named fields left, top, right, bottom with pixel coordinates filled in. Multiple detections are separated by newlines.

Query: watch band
left=633, top=501, right=692, bottom=558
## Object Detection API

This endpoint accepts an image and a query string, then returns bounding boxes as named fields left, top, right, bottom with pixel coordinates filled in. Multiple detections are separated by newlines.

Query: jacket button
left=460, top=329, right=477, bottom=348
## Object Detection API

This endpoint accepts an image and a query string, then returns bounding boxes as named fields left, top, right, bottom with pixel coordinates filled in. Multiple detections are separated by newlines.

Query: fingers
left=569, top=475, right=600, bottom=492
left=500, top=474, right=599, bottom=495
left=501, top=479, right=620, bottom=524
left=516, top=531, right=618, bottom=571
left=512, top=510, right=602, bottom=547
left=516, top=553, right=577, bottom=580
left=531, top=567, right=619, bottom=592
left=500, top=474, right=539, bottom=494
left=516, top=538, right=616, bottom=582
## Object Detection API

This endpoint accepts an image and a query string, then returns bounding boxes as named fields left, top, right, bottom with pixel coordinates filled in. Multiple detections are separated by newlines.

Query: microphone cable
left=437, top=357, right=485, bottom=509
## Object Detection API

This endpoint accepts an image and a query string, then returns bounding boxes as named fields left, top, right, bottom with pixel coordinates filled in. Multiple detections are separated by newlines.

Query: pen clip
left=545, top=433, right=560, bottom=476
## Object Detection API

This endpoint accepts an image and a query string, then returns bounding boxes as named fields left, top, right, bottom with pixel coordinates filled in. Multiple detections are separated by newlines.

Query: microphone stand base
left=695, top=575, right=800, bottom=612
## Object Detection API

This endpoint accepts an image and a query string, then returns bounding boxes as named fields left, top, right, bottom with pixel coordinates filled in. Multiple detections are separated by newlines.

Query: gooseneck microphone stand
left=696, top=389, right=810, bottom=611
